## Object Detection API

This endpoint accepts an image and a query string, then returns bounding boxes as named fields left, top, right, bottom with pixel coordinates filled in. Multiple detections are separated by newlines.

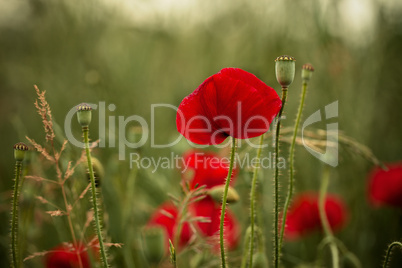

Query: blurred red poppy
left=182, top=150, right=237, bottom=190
left=147, top=202, right=192, bottom=247
left=147, top=198, right=239, bottom=251
left=45, top=243, right=92, bottom=268
left=176, top=68, right=282, bottom=145
left=368, top=162, right=402, bottom=209
left=190, top=197, right=240, bottom=250
left=285, top=193, right=348, bottom=240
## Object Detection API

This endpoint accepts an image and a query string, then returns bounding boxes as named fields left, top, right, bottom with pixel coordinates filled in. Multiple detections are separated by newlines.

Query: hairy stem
left=220, top=137, right=236, bottom=268
left=11, top=161, right=22, bottom=268
left=249, top=134, right=264, bottom=267
left=274, top=88, right=288, bottom=268
left=83, top=127, right=109, bottom=268
left=279, top=82, right=308, bottom=249
left=383, top=241, right=402, bottom=268
left=318, top=165, right=339, bottom=268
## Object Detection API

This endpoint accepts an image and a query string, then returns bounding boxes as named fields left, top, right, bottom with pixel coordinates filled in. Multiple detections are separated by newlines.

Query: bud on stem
left=275, top=55, right=296, bottom=88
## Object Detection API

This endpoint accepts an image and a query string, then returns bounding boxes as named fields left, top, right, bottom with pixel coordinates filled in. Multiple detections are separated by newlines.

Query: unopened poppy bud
left=275, top=55, right=296, bottom=88
left=301, top=63, right=314, bottom=82
left=208, top=185, right=240, bottom=204
left=76, top=103, right=92, bottom=127
left=142, top=227, right=166, bottom=264
left=168, top=239, right=176, bottom=265
left=14, top=142, right=28, bottom=162
left=84, top=157, right=104, bottom=187
left=252, top=252, right=269, bottom=268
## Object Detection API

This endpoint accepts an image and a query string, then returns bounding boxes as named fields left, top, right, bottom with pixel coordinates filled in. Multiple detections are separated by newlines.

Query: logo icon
left=302, top=101, right=338, bottom=167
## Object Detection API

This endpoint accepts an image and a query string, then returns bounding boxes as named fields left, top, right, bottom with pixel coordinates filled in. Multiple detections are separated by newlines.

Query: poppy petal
left=285, top=193, right=348, bottom=240
left=182, top=150, right=236, bottom=189
left=177, top=68, right=281, bottom=144
left=368, top=163, right=402, bottom=209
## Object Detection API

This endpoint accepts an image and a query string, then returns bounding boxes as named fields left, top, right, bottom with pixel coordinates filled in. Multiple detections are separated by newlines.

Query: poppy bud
left=77, top=103, right=92, bottom=127
left=208, top=185, right=240, bottom=204
left=13, top=142, right=28, bottom=162
left=301, top=63, right=314, bottom=82
left=275, top=55, right=296, bottom=88
left=252, top=252, right=269, bottom=268
left=168, top=239, right=176, bottom=265
left=142, top=227, right=166, bottom=264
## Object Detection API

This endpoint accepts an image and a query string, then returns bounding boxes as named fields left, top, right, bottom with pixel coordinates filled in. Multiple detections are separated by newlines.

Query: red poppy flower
left=183, top=150, right=237, bottom=190
left=189, top=197, right=239, bottom=250
left=176, top=68, right=282, bottom=145
left=147, top=202, right=192, bottom=247
left=368, top=162, right=402, bottom=209
left=285, top=193, right=348, bottom=240
left=45, top=243, right=92, bottom=268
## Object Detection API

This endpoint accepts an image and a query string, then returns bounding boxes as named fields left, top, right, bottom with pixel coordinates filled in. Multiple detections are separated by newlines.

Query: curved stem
left=83, top=127, right=109, bottom=268
left=318, top=236, right=361, bottom=268
left=279, top=82, right=308, bottom=249
left=240, top=228, right=251, bottom=268
left=318, top=165, right=339, bottom=268
left=383, top=241, right=402, bottom=268
left=274, top=88, right=288, bottom=268
left=219, top=137, right=237, bottom=268
left=11, top=161, right=22, bottom=268
left=249, top=134, right=264, bottom=267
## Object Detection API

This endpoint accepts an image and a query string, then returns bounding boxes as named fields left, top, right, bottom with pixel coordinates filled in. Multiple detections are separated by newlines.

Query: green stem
left=11, top=161, right=22, bottom=268
left=318, top=165, right=339, bottom=268
left=274, top=88, right=288, bottom=268
left=83, top=127, right=109, bottom=268
left=279, top=82, right=308, bottom=249
left=219, top=137, right=237, bottom=268
left=257, top=227, right=264, bottom=253
left=383, top=241, right=402, bottom=268
left=240, top=228, right=251, bottom=268
left=318, top=236, right=361, bottom=268
left=123, top=166, right=138, bottom=268
left=249, top=134, right=264, bottom=267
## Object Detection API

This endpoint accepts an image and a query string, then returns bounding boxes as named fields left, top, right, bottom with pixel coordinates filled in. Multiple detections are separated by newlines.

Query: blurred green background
left=1, top=0, right=402, bottom=267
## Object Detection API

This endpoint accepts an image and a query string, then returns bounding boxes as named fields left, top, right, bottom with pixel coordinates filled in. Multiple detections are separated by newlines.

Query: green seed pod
left=13, top=142, right=28, bottom=162
left=301, top=63, right=314, bottom=82
left=208, top=185, right=240, bottom=204
left=275, top=55, right=296, bottom=88
left=76, top=103, right=92, bottom=127
left=84, top=157, right=104, bottom=187
left=252, top=252, right=269, bottom=268
left=142, top=227, right=166, bottom=264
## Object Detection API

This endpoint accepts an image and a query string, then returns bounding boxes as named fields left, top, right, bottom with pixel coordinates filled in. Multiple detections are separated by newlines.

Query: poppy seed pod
left=77, top=103, right=92, bottom=127
left=13, top=142, right=28, bottom=162
left=208, top=185, right=240, bottom=204
left=275, top=55, right=296, bottom=88
left=301, top=63, right=314, bottom=82
left=142, top=227, right=167, bottom=264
